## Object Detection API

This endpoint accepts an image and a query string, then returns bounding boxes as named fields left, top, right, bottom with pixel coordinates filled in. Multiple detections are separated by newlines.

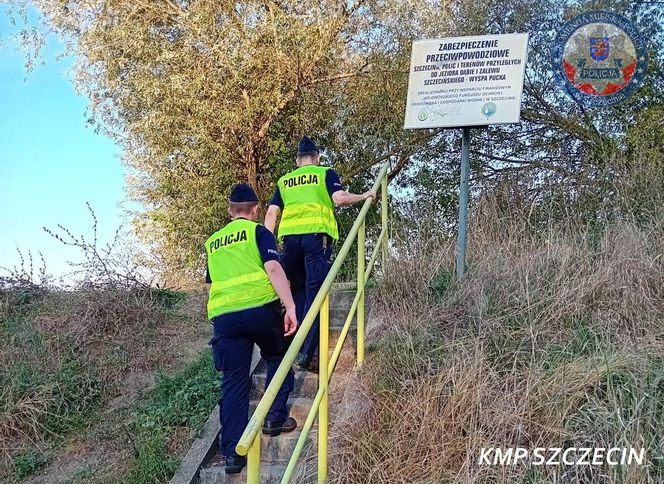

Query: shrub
left=133, top=350, right=218, bottom=432
left=118, top=350, right=218, bottom=483
left=0, top=250, right=49, bottom=321
left=10, top=448, right=49, bottom=480
left=122, top=431, right=179, bottom=484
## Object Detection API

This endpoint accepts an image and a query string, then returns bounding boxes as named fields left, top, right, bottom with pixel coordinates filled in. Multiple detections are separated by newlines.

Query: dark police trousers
left=282, top=233, right=334, bottom=364
left=209, top=300, right=295, bottom=458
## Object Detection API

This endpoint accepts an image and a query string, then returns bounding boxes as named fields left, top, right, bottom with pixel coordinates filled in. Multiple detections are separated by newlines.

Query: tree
left=4, top=0, right=663, bottom=280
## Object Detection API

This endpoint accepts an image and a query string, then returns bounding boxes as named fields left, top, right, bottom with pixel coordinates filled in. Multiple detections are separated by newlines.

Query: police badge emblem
left=552, top=12, right=647, bottom=106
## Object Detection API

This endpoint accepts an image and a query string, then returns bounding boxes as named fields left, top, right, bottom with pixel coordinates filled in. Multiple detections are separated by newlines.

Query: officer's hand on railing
left=284, top=305, right=298, bottom=336
left=364, top=189, right=377, bottom=203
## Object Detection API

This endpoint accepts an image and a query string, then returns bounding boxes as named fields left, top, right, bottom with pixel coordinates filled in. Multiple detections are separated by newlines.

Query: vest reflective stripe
left=277, top=165, right=339, bottom=240
left=209, top=284, right=277, bottom=309
left=210, top=271, right=268, bottom=291
left=206, top=219, right=278, bottom=319
left=278, top=203, right=336, bottom=232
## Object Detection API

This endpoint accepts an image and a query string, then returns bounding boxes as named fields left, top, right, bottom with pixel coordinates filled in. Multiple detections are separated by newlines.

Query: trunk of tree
left=244, top=151, right=258, bottom=189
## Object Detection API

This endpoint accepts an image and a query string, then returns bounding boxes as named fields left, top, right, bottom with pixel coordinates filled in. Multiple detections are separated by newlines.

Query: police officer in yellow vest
left=265, top=137, right=375, bottom=371
left=206, top=184, right=297, bottom=474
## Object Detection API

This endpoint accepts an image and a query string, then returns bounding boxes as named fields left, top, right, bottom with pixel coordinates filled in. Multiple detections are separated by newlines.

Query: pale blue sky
left=0, top=9, right=127, bottom=280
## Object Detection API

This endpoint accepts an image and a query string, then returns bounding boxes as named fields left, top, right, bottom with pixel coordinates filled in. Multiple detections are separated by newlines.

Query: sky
left=0, top=8, right=128, bottom=280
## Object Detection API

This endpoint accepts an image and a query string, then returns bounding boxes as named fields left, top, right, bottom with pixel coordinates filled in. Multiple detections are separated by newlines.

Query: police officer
left=265, top=137, right=375, bottom=372
left=206, top=183, right=298, bottom=474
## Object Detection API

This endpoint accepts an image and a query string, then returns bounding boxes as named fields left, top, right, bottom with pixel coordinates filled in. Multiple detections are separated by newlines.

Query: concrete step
left=249, top=397, right=316, bottom=425
left=252, top=326, right=356, bottom=380
left=209, top=431, right=303, bottom=466
left=251, top=328, right=357, bottom=397
left=329, top=326, right=356, bottom=350
left=329, top=306, right=355, bottom=329
left=329, top=289, right=356, bottom=310
left=303, top=306, right=356, bottom=330
left=252, top=371, right=319, bottom=399
left=199, top=462, right=287, bottom=484
left=190, top=288, right=363, bottom=484
left=294, top=286, right=375, bottom=329
left=259, top=431, right=302, bottom=463
left=292, top=326, right=356, bottom=353
left=329, top=288, right=364, bottom=329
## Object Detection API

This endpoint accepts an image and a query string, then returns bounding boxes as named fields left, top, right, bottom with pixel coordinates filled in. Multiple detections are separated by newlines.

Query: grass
left=327, top=208, right=664, bottom=483
left=1, top=313, right=102, bottom=478
left=0, top=285, right=214, bottom=483
left=119, top=350, right=218, bottom=483
left=10, top=449, right=49, bottom=480
left=134, top=350, right=218, bottom=431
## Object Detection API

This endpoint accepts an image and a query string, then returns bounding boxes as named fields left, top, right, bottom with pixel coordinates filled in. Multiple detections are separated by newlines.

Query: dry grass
left=328, top=200, right=664, bottom=483
left=0, top=282, right=208, bottom=480
left=0, top=213, right=211, bottom=481
left=36, top=289, right=164, bottom=340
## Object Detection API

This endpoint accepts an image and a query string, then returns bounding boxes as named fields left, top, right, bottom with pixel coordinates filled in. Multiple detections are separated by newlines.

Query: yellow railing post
left=318, top=294, right=330, bottom=483
left=247, top=434, right=260, bottom=483
left=357, top=219, right=366, bottom=366
left=381, top=174, right=389, bottom=270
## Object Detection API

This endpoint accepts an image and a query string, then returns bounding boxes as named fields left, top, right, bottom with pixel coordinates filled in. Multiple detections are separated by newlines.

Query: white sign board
left=404, top=33, right=529, bottom=129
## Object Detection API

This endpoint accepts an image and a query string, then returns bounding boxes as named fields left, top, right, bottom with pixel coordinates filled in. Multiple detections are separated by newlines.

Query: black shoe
left=298, top=355, right=319, bottom=373
left=262, top=416, right=297, bottom=436
left=225, top=455, right=247, bottom=474
left=299, top=361, right=318, bottom=373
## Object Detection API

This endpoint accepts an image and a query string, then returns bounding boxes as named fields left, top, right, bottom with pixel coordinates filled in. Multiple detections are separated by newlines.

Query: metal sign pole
left=456, top=127, right=471, bottom=279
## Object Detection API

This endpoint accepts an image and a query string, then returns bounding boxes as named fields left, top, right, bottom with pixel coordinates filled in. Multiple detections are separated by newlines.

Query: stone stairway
left=197, top=289, right=358, bottom=484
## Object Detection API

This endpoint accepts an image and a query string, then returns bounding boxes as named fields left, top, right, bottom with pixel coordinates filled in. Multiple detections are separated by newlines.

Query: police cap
left=229, top=183, right=259, bottom=203
left=297, top=136, right=319, bottom=156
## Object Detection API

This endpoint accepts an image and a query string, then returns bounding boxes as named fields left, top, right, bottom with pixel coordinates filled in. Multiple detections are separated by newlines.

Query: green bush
left=134, top=350, right=218, bottom=431
left=149, top=288, right=187, bottom=309
left=119, top=350, right=219, bottom=483
left=121, top=431, right=179, bottom=484
left=11, top=449, right=49, bottom=480
left=429, top=268, right=454, bottom=300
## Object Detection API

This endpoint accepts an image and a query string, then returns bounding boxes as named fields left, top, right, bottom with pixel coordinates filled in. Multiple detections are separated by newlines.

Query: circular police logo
left=551, top=11, right=647, bottom=107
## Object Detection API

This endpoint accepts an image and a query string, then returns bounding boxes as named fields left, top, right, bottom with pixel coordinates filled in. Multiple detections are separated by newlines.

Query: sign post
left=404, top=33, right=529, bottom=278
left=456, top=127, right=471, bottom=278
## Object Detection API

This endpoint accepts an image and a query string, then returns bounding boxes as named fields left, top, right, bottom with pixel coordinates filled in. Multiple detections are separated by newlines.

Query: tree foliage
left=3, top=0, right=663, bottom=280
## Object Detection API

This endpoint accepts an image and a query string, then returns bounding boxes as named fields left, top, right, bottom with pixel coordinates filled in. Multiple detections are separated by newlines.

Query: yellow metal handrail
left=235, top=162, right=390, bottom=483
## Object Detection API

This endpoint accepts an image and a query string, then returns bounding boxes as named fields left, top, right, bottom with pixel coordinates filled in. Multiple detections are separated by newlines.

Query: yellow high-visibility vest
left=277, top=165, right=339, bottom=240
left=205, top=219, right=278, bottom=319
